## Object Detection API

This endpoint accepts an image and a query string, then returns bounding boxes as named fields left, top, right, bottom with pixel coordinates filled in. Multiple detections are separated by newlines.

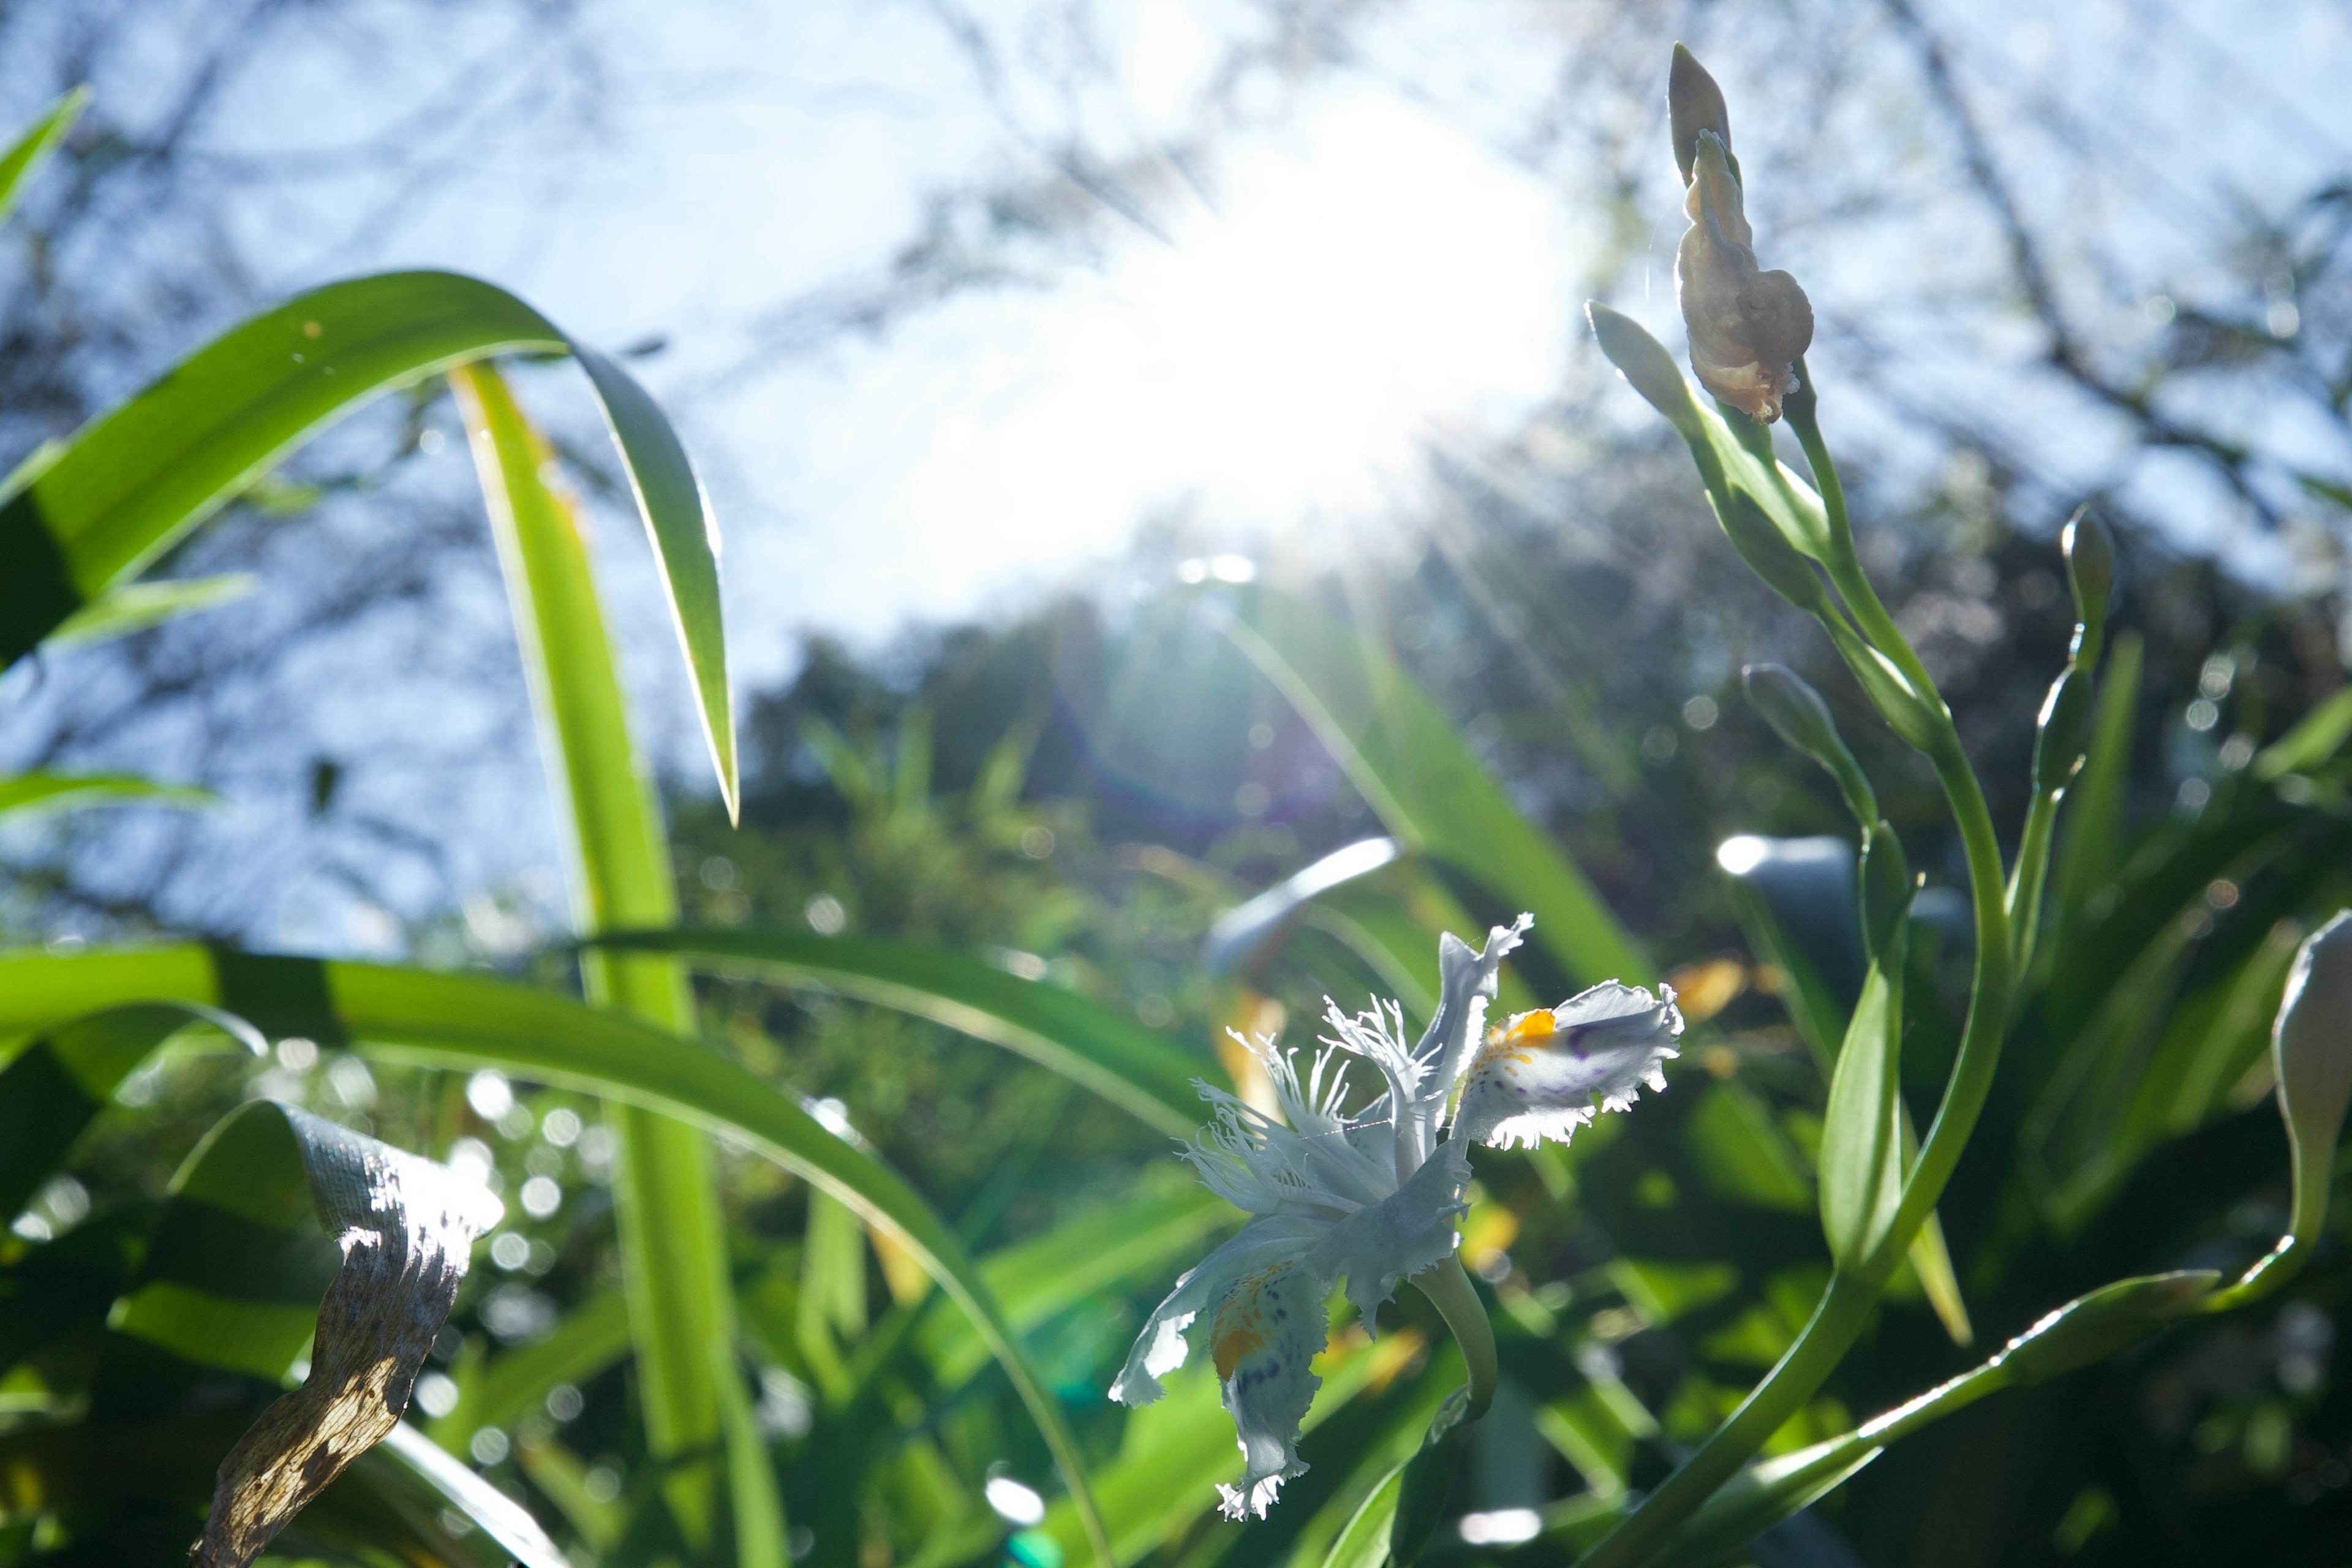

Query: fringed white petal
left=1184, top=1048, right=1395, bottom=1217
left=1110, top=1215, right=1319, bottom=1406
left=1207, top=1257, right=1327, bottom=1520
left=1453, top=981, right=1684, bottom=1150
left=1311, top=1137, right=1470, bottom=1329
left=1412, top=914, right=1532, bottom=1105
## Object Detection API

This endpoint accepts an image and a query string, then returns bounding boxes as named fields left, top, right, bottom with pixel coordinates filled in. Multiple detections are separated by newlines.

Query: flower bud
left=1718, top=492, right=1828, bottom=614
left=1992, top=1271, right=2219, bottom=1386
left=1668, top=44, right=1735, bottom=187
left=1586, top=300, right=1702, bottom=440
left=1676, top=132, right=1814, bottom=424
left=2274, top=910, right=2352, bottom=1241
left=2064, top=508, right=2114, bottom=659
left=1858, top=820, right=1912, bottom=961
left=2030, top=666, right=2091, bottom=796
left=1743, top=663, right=1874, bottom=823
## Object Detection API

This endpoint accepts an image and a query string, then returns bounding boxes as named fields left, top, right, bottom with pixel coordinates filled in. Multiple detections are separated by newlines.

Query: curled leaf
left=190, top=1105, right=500, bottom=1568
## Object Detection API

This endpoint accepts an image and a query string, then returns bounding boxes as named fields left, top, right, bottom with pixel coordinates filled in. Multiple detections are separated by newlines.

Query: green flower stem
left=1415, top=1253, right=1498, bottom=1420
left=1786, top=365, right=1943, bottom=714
left=1877, top=676, right=2013, bottom=1270
left=2204, top=1130, right=2331, bottom=1313
left=1788, top=1354, right=2010, bottom=1477
left=1785, top=371, right=2015, bottom=1268
left=1581, top=374, right=2021, bottom=1567
left=1661, top=1355, right=2015, bottom=1559
left=2204, top=1235, right=2306, bottom=1314
left=1580, top=1271, right=1880, bottom=1568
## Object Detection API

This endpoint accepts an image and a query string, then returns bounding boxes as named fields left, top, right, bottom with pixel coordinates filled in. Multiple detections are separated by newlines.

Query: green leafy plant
left=1553, top=48, right=2352, bottom=1567
left=0, top=86, right=1234, bottom=1568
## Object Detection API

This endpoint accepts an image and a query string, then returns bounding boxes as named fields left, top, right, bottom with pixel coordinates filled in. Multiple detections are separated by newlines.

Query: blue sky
left=8, top=0, right=2351, bottom=950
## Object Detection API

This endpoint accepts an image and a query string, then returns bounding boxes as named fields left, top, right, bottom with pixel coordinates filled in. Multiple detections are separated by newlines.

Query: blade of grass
left=0, top=86, right=85, bottom=229
left=451, top=361, right=766, bottom=1558
left=0, top=771, right=214, bottom=820
left=44, top=573, right=257, bottom=648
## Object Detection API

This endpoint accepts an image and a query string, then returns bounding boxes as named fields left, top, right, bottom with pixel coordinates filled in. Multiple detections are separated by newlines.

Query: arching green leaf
left=0, top=270, right=734, bottom=810
left=593, top=927, right=1207, bottom=1137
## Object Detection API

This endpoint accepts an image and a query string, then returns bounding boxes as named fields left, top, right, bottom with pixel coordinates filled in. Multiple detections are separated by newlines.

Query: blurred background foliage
left=6, top=1, right=2352, bottom=1566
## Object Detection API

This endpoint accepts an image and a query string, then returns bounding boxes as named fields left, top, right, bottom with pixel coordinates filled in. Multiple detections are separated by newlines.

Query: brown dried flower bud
left=1675, top=130, right=1814, bottom=424
left=1668, top=43, right=1733, bottom=187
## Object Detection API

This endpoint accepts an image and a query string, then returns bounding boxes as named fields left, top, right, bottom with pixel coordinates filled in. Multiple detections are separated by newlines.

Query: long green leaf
left=1318, top=1464, right=1404, bottom=1568
left=1818, top=940, right=1907, bottom=1279
left=0, top=770, right=214, bottom=819
left=923, top=1325, right=1442, bottom=1568
left=451, top=360, right=768, bottom=1559
left=1222, top=588, right=1649, bottom=987
left=0, top=270, right=734, bottom=809
left=45, top=572, right=257, bottom=648
left=1204, top=837, right=1403, bottom=979
left=2255, top=679, right=2352, bottom=780
left=593, top=926, right=1205, bottom=1137
left=0, top=944, right=1112, bottom=1568
left=0, top=86, right=85, bottom=230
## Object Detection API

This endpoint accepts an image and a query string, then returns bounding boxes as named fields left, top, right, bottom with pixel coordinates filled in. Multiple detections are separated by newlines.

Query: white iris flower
left=1111, top=915, right=1684, bottom=1519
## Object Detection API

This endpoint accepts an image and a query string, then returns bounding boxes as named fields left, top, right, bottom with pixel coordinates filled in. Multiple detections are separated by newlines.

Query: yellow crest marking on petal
left=1499, top=1009, right=1559, bottom=1044
left=1211, top=1266, right=1289, bottom=1379
left=1213, top=1321, right=1266, bottom=1379
left=1468, top=1009, right=1558, bottom=1077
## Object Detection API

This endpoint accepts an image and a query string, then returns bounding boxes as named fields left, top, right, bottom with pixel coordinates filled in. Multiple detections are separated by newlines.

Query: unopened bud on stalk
left=1668, top=43, right=1735, bottom=187
left=2274, top=911, right=2352, bottom=1245
left=1677, top=132, right=1814, bottom=424
left=1586, top=301, right=1702, bottom=440
left=2064, top=508, right=2114, bottom=662
left=1992, top=1271, right=2219, bottom=1386
left=2030, top=667, right=2092, bottom=796
left=1744, top=663, right=1874, bottom=823
left=1859, top=821, right=1912, bottom=961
